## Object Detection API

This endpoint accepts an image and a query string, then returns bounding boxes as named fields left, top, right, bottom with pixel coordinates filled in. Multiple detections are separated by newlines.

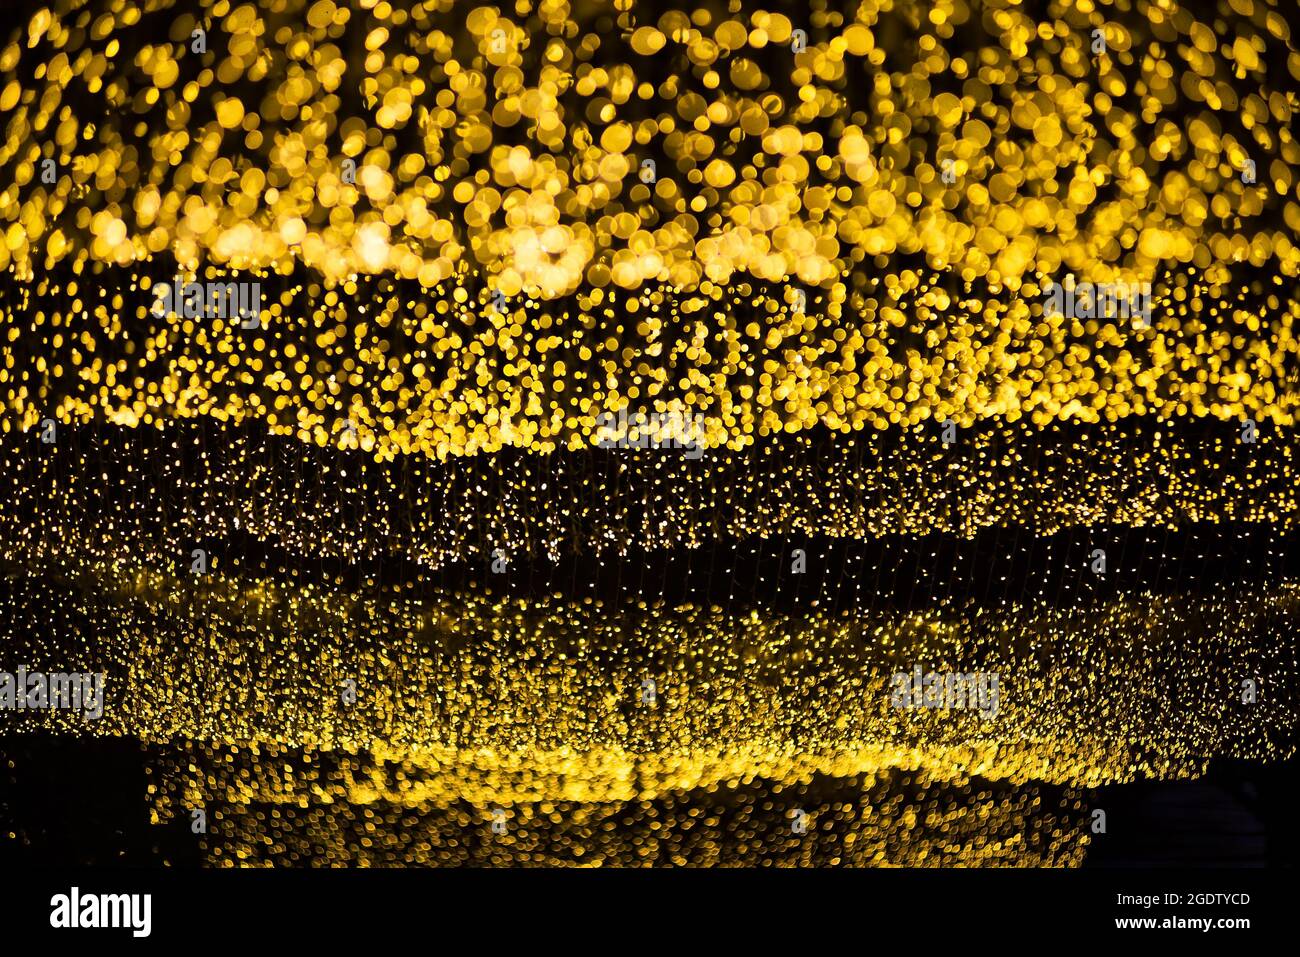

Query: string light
left=2, top=0, right=1297, bottom=867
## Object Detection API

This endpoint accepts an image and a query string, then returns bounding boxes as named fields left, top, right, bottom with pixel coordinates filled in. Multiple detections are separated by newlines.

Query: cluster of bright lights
left=4, top=550, right=1290, bottom=859
left=1, top=0, right=1298, bottom=454
left=2, top=421, right=1296, bottom=573
left=4, top=560, right=1293, bottom=784
left=179, top=767, right=1091, bottom=866
left=2, top=0, right=1297, bottom=867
